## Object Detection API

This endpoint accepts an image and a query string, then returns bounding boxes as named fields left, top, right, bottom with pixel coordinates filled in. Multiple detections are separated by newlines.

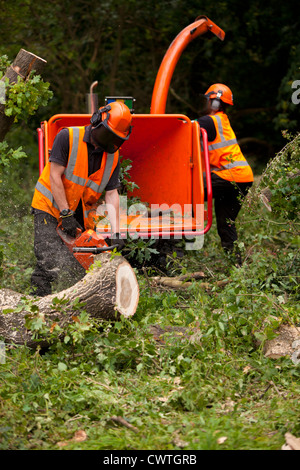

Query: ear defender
left=211, top=98, right=221, bottom=111
left=90, top=105, right=112, bottom=128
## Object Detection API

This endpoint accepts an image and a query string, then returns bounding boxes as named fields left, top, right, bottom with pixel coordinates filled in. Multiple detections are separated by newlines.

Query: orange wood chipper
left=37, top=16, right=225, bottom=269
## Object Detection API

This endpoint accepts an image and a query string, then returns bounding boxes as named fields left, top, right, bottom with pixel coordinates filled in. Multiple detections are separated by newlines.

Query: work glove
left=60, top=210, right=83, bottom=238
left=110, top=232, right=125, bottom=251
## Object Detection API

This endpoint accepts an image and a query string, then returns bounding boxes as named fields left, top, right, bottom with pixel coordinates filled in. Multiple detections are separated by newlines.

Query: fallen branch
left=152, top=273, right=229, bottom=290
left=110, top=416, right=139, bottom=434
left=152, top=277, right=193, bottom=289
left=177, top=271, right=206, bottom=281
left=0, top=253, right=139, bottom=348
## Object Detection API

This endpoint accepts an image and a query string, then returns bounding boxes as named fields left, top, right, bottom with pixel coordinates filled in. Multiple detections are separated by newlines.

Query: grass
left=0, top=342, right=298, bottom=450
left=0, top=140, right=299, bottom=451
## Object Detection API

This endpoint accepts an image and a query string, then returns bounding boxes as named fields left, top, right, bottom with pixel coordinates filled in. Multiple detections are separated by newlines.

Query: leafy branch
left=0, top=54, right=53, bottom=169
left=1, top=72, right=53, bottom=123
left=0, top=141, right=27, bottom=168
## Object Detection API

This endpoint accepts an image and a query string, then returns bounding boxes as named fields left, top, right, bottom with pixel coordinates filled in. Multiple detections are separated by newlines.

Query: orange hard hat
left=101, top=101, right=132, bottom=139
left=205, top=83, right=234, bottom=105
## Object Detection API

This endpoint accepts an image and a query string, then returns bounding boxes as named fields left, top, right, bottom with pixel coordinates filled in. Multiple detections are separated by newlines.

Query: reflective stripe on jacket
left=31, top=126, right=119, bottom=229
left=207, top=112, right=253, bottom=183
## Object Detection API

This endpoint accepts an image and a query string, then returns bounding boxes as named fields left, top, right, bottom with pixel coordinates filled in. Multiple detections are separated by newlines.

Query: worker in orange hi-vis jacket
left=196, top=83, right=253, bottom=265
left=30, top=102, right=132, bottom=296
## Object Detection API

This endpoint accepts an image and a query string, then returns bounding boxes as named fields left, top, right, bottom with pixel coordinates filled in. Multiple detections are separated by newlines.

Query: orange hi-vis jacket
left=208, top=112, right=253, bottom=183
left=31, top=126, right=119, bottom=230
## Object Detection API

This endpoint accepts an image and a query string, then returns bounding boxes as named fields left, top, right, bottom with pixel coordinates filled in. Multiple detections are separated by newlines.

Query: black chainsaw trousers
left=205, top=173, right=252, bottom=253
left=31, top=211, right=86, bottom=297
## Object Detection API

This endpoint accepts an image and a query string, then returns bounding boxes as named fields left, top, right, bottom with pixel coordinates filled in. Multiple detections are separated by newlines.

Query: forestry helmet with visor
left=90, top=101, right=132, bottom=153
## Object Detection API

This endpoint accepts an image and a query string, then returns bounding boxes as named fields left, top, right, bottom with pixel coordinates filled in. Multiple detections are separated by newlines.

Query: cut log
left=0, top=253, right=139, bottom=348
left=282, top=433, right=300, bottom=451
left=263, top=324, right=300, bottom=359
left=0, top=49, right=47, bottom=141
left=2, top=49, right=47, bottom=83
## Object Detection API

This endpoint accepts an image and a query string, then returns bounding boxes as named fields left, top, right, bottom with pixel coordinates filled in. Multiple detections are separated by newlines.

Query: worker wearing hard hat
left=30, top=101, right=132, bottom=296
left=196, top=84, right=253, bottom=264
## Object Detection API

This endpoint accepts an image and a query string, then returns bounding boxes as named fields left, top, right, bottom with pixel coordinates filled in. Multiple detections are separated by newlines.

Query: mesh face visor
left=91, top=124, right=127, bottom=153
left=91, top=109, right=132, bottom=153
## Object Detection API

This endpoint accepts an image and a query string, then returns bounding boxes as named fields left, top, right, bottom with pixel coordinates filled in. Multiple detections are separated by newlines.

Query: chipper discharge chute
left=37, top=16, right=225, bottom=268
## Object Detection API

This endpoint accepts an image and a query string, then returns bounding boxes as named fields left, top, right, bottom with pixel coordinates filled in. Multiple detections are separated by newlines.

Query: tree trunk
left=0, top=49, right=47, bottom=141
left=0, top=253, right=139, bottom=348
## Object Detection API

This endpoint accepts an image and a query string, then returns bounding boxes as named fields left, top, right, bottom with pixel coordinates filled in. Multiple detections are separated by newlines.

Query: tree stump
left=0, top=253, right=139, bottom=348
left=0, top=49, right=47, bottom=141
left=263, top=324, right=300, bottom=359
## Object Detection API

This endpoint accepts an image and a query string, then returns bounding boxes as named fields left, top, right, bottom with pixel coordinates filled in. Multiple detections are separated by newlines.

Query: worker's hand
left=111, top=232, right=125, bottom=251
left=60, top=210, right=83, bottom=238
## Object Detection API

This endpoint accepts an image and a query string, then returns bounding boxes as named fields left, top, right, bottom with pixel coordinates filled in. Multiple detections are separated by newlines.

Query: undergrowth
left=0, top=134, right=299, bottom=450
